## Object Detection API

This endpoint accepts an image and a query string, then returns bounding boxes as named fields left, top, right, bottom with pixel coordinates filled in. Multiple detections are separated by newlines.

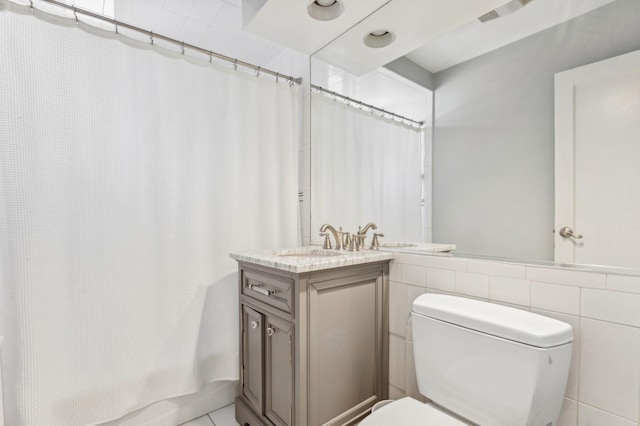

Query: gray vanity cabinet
left=242, top=305, right=265, bottom=415
left=235, top=261, right=389, bottom=426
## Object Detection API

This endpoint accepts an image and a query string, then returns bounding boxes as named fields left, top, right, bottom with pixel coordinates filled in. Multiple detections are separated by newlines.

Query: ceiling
left=314, top=0, right=513, bottom=76
left=55, top=0, right=619, bottom=76
left=55, top=0, right=289, bottom=71
left=406, top=0, right=619, bottom=73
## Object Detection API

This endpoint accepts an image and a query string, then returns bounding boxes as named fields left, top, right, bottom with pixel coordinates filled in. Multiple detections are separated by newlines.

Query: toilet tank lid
left=412, top=294, right=573, bottom=348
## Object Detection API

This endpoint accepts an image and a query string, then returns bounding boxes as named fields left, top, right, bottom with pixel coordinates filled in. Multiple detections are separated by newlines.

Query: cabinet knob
left=250, top=321, right=259, bottom=329
left=267, top=327, right=275, bottom=337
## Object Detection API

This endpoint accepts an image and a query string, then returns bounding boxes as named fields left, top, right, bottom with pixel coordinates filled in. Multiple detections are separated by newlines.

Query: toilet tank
left=411, top=294, right=573, bottom=426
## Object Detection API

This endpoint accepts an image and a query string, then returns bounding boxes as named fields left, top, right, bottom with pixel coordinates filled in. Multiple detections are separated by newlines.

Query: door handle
left=559, top=226, right=583, bottom=240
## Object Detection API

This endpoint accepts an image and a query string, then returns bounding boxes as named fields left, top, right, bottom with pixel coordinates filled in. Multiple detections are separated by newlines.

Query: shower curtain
left=0, top=3, right=299, bottom=425
left=311, top=93, right=423, bottom=241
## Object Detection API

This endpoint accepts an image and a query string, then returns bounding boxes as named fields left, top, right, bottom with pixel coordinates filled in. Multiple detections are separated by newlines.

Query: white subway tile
left=467, top=260, right=526, bottom=279
left=531, top=309, right=580, bottom=400
left=389, top=384, right=405, bottom=400
left=406, top=285, right=425, bottom=343
left=455, top=272, right=489, bottom=299
left=526, top=267, right=605, bottom=289
left=578, top=403, right=637, bottom=426
left=423, top=255, right=467, bottom=272
left=389, top=261, right=402, bottom=282
left=402, top=264, right=426, bottom=287
left=489, top=276, right=530, bottom=306
left=579, top=318, right=640, bottom=421
left=389, top=281, right=408, bottom=337
left=490, top=300, right=530, bottom=311
left=530, top=282, right=580, bottom=315
left=425, top=288, right=454, bottom=296
left=389, top=334, right=406, bottom=390
left=394, top=253, right=423, bottom=266
left=607, top=274, right=640, bottom=294
left=405, top=341, right=421, bottom=400
left=558, top=398, right=577, bottom=426
left=426, top=268, right=455, bottom=292
left=581, top=289, right=640, bottom=328
left=407, top=285, right=426, bottom=309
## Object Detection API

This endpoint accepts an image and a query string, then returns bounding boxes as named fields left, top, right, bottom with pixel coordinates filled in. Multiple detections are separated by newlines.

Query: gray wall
left=432, top=0, right=640, bottom=260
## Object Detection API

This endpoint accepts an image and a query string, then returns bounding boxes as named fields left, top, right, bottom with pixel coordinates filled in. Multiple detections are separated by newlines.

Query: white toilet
left=362, top=294, right=573, bottom=426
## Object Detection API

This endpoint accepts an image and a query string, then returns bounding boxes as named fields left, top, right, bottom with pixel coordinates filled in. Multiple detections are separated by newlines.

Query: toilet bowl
left=362, top=294, right=573, bottom=426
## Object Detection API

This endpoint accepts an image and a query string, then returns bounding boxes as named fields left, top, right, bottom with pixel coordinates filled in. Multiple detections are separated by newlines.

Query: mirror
left=310, top=0, right=640, bottom=271
left=309, top=57, right=433, bottom=246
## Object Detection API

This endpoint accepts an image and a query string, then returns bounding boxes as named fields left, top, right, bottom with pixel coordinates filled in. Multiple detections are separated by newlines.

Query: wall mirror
left=309, top=55, right=433, bottom=246
left=309, top=0, right=640, bottom=272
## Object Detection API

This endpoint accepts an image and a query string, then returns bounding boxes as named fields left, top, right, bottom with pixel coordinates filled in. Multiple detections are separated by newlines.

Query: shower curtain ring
left=289, top=78, right=294, bottom=87
left=30, top=0, right=33, bottom=11
left=181, top=42, right=185, bottom=55
left=150, top=32, right=154, bottom=45
left=209, top=51, right=213, bottom=63
left=233, top=59, right=238, bottom=71
left=275, top=73, right=279, bottom=84
left=256, top=67, right=261, bottom=78
left=74, top=9, right=79, bottom=23
left=114, top=20, right=118, bottom=34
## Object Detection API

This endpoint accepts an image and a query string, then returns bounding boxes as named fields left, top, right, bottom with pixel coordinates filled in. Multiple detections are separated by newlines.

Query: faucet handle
left=348, top=233, right=359, bottom=252
left=370, top=232, right=385, bottom=250
left=343, top=232, right=352, bottom=249
left=319, top=232, right=332, bottom=250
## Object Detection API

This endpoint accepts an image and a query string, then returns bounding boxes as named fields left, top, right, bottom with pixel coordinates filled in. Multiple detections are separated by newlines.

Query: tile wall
left=388, top=253, right=640, bottom=426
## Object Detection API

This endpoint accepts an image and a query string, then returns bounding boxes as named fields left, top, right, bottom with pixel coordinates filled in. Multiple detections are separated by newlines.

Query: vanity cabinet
left=235, top=260, right=390, bottom=426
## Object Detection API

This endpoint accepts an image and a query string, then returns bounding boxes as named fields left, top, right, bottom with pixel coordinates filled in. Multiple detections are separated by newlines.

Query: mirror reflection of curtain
left=0, top=4, right=298, bottom=425
left=312, top=94, right=423, bottom=242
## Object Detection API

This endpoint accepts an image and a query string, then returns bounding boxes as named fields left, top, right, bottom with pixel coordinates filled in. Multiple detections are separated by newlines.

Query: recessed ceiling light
left=308, top=0, right=344, bottom=21
left=363, top=30, right=395, bottom=48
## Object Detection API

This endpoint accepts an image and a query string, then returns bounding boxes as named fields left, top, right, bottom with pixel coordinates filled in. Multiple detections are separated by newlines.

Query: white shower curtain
left=311, top=93, right=423, bottom=241
left=0, top=3, right=299, bottom=425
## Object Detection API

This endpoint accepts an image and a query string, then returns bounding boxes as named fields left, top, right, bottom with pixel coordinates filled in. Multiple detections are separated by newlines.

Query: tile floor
left=180, top=403, right=239, bottom=426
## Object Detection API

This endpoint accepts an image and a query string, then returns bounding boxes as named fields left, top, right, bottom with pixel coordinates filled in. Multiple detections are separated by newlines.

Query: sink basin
left=274, top=249, right=342, bottom=258
left=379, top=242, right=417, bottom=248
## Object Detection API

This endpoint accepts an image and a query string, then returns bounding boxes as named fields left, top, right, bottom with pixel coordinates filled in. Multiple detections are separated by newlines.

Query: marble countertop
left=230, top=247, right=394, bottom=273
left=230, top=242, right=456, bottom=273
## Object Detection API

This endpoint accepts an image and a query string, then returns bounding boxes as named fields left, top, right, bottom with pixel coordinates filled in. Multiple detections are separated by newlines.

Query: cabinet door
left=242, top=305, right=264, bottom=415
left=308, top=270, right=386, bottom=426
left=265, top=314, right=294, bottom=426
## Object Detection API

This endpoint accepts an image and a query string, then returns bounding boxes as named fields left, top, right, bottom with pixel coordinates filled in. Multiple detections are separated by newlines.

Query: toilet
left=362, top=294, right=573, bottom=426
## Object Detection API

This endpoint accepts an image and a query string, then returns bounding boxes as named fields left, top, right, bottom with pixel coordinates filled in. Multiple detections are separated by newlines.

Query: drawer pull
left=248, top=283, right=276, bottom=296
left=250, top=321, right=259, bottom=329
left=267, top=327, right=275, bottom=337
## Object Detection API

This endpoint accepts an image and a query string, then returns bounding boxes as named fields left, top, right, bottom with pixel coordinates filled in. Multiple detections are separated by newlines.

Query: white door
left=555, top=49, right=640, bottom=268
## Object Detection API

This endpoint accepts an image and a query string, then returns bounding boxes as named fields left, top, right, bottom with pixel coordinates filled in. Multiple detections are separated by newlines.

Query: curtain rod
left=32, top=0, right=303, bottom=86
left=311, top=84, right=424, bottom=128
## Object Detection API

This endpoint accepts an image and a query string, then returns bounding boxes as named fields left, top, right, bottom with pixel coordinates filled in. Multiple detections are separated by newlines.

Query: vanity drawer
left=242, top=269, right=294, bottom=314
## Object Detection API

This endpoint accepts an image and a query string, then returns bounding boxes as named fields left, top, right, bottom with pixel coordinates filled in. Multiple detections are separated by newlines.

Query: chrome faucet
left=319, top=224, right=344, bottom=250
left=356, top=222, right=378, bottom=249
